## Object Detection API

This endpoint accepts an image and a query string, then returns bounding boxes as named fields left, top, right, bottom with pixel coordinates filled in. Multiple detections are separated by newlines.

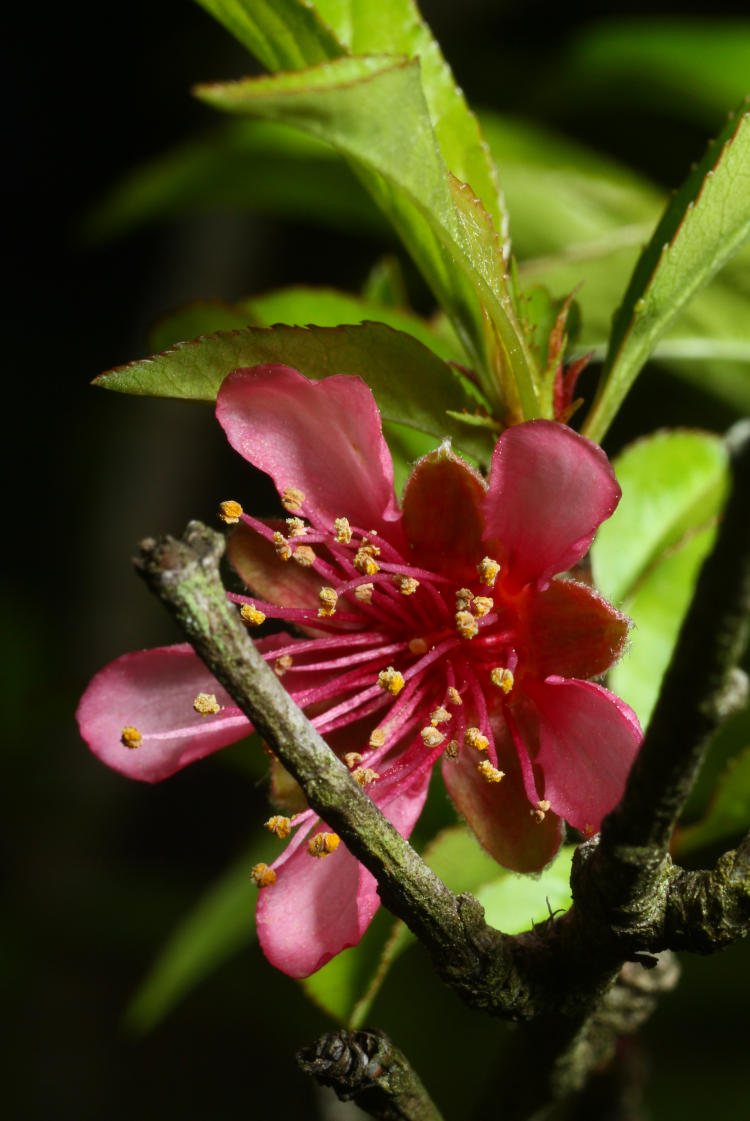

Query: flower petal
left=257, top=766, right=431, bottom=977
left=482, top=420, right=621, bottom=590
left=76, top=645, right=251, bottom=783
left=401, top=444, right=487, bottom=579
left=441, top=719, right=563, bottom=873
left=227, top=522, right=321, bottom=608
left=522, top=578, right=631, bottom=680
left=216, top=365, right=401, bottom=534
left=524, top=677, right=642, bottom=833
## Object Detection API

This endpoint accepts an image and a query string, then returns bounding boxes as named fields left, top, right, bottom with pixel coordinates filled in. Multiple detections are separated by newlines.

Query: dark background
left=6, top=1, right=749, bottom=1118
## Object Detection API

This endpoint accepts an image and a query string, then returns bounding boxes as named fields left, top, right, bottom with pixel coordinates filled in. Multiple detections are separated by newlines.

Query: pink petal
left=76, top=644, right=251, bottom=782
left=216, top=365, right=402, bottom=535
left=521, top=578, right=631, bottom=680
left=482, top=420, right=621, bottom=591
left=524, top=677, right=642, bottom=833
left=227, top=522, right=321, bottom=608
left=401, top=444, right=487, bottom=579
left=257, top=766, right=431, bottom=977
left=441, top=717, right=563, bottom=873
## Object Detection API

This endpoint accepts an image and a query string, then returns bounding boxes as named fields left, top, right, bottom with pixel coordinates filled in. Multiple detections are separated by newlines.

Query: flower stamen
left=308, top=833, right=340, bottom=858
left=193, top=693, right=220, bottom=715
left=478, top=760, right=505, bottom=784
left=378, top=666, right=405, bottom=695
left=240, top=603, right=266, bottom=626
left=120, top=725, right=142, bottom=749
left=251, top=863, right=276, bottom=887
left=265, top=815, right=293, bottom=838
left=281, top=486, right=305, bottom=512
left=478, top=556, right=501, bottom=586
left=491, top=667, right=515, bottom=694
left=218, top=499, right=243, bottom=524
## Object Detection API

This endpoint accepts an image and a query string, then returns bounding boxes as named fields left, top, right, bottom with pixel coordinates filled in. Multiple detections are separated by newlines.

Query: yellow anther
left=478, top=760, right=505, bottom=784
left=265, top=815, right=293, bottom=839
left=334, top=517, right=352, bottom=544
left=430, top=706, right=451, bottom=725
left=218, top=499, right=243, bottom=524
left=308, top=832, right=340, bottom=858
left=530, top=799, right=552, bottom=824
left=378, top=666, right=405, bottom=695
left=465, top=727, right=489, bottom=752
left=456, top=610, right=479, bottom=639
left=285, top=517, right=307, bottom=537
left=353, top=767, right=380, bottom=786
left=292, top=545, right=316, bottom=567
left=120, top=725, right=142, bottom=749
left=455, top=587, right=473, bottom=611
left=490, top=667, right=515, bottom=694
left=250, top=863, right=277, bottom=888
left=478, top=556, right=501, bottom=587
left=281, top=486, right=305, bottom=512
left=240, top=603, right=266, bottom=626
left=360, top=538, right=381, bottom=556
left=274, top=654, right=293, bottom=677
left=354, top=549, right=380, bottom=576
left=409, top=637, right=428, bottom=655
left=446, top=686, right=463, bottom=706
left=420, top=726, right=446, bottom=748
left=369, top=729, right=386, bottom=748
left=273, top=531, right=292, bottom=561
left=344, top=752, right=363, bottom=768
left=393, top=574, right=419, bottom=595
left=318, top=587, right=338, bottom=617
left=445, top=739, right=459, bottom=760
left=193, top=692, right=220, bottom=716
left=472, top=596, right=494, bottom=617
left=354, top=583, right=374, bottom=603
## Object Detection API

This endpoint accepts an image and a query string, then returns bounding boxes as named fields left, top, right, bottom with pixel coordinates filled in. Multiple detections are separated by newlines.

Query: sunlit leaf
left=583, top=103, right=750, bottom=442
left=194, top=57, right=537, bottom=418
left=147, top=285, right=464, bottom=363
left=95, top=322, right=494, bottom=463
left=195, top=0, right=344, bottom=71
left=591, top=430, right=728, bottom=606
left=592, top=430, right=729, bottom=727
left=608, top=528, right=718, bottom=727
left=675, top=745, right=750, bottom=856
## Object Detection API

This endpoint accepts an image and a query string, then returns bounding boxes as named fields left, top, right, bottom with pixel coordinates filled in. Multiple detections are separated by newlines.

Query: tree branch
left=297, top=1028, right=445, bottom=1121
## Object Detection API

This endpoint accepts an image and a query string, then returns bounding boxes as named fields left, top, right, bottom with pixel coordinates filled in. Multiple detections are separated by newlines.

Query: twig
left=297, top=1029, right=445, bottom=1121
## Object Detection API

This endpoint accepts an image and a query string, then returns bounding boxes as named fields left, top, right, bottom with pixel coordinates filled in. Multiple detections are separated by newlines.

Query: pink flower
left=77, top=365, right=641, bottom=977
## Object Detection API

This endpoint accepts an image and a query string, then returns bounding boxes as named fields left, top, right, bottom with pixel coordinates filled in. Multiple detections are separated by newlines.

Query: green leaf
left=608, top=527, right=718, bottom=728
left=312, top=0, right=506, bottom=236
left=125, top=847, right=260, bottom=1032
left=147, top=285, right=465, bottom=364
left=591, top=430, right=729, bottom=606
left=95, top=322, right=495, bottom=463
left=592, top=430, right=729, bottom=727
left=475, top=846, right=574, bottom=932
left=583, top=104, right=750, bottom=442
left=675, top=745, right=750, bottom=856
left=300, top=826, right=575, bottom=1028
left=195, top=0, right=344, bottom=71
left=565, top=19, right=750, bottom=127
left=194, top=57, right=538, bottom=418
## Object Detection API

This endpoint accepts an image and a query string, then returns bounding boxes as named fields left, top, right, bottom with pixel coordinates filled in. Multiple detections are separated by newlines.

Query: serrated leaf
left=147, top=285, right=464, bottom=363
left=125, top=846, right=260, bottom=1033
left=195, top=0, right=344, bottom=71
left=583, top=104, right=750, bottom=442
left=194, top=57, right=537, bottom=418
left=591, top=430, right=729, bottom=606
left=95, top=322, right=494, bottom=463
left=675, top=745, right=750, bottom=856
left=313, top=0, right=506, bottom=236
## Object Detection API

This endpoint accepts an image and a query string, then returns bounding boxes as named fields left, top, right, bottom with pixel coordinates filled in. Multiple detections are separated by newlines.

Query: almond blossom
left=77, top=364, right=641, bottom=977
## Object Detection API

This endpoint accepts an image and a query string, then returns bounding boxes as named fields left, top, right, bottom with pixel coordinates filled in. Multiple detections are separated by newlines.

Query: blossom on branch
left=77, top=365, right=641, bottom=976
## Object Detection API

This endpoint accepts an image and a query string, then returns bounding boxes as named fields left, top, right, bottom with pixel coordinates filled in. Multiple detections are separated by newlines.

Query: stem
left=297, top=1028, right=445, bottom=1121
